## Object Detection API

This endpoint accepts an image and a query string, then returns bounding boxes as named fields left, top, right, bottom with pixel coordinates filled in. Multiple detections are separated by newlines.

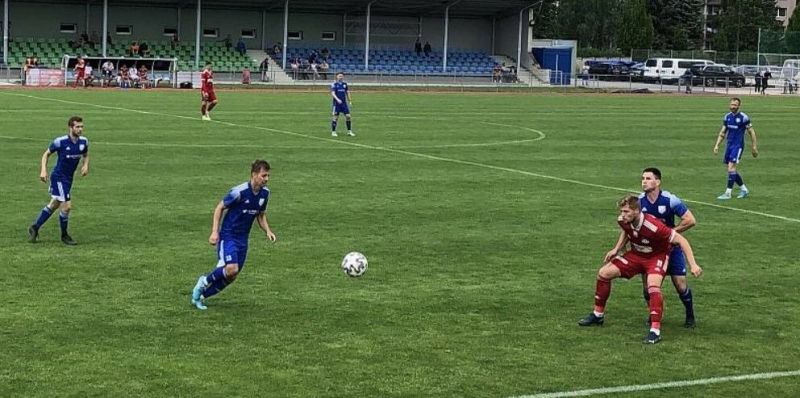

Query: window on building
left=203, top=28, right=218, bottom=38
left=60, top=23, right=77, bottom=34
left=116, top=25, right=132, bottom=35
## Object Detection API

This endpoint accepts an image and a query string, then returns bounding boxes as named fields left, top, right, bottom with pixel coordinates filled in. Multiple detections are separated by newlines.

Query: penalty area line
left=5, top=92, right=799, bottom=224
left=510, top=369, right=800, bottom=398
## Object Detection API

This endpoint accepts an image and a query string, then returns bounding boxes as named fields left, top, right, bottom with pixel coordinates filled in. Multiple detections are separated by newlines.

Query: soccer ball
left=341, top=251, right=368, bottom=277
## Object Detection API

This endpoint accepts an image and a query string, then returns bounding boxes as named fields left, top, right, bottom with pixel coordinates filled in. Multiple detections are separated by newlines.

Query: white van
left=642, top=58, right=715, bottom=82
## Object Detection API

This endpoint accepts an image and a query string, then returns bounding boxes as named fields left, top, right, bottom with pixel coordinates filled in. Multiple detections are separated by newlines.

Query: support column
left=194, top=0, right=201, bottom=68
left=282, top=0, right=288, bottom=69
left=365, top=1, right=375, bottom=72
left=102, top=0, right=108, bottom=57
left=443, top=0, right=462, bottom=73
left=3, top=0, right=8, bottom=66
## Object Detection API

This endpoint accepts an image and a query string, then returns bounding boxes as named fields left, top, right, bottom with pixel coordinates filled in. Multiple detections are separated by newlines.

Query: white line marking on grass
left=6, top=92, right=799, bottom=224
left=511, top=369, right=800, bottom=398
left=389, top=122, right=545, bottom=148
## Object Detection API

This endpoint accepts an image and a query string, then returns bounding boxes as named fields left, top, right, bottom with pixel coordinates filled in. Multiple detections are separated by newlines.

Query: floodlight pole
left=3, top=0, right=8, bottom=66
left=85, top=0, right=90, bottom=37
left=194, top=0, right=201, bottom=68
left=443, top=0, right=462, bottom=73
left=102, top=0, right=107, bottom=57
left=282, top=0, right=288, bottom=69
left=518, top=2, right=542, bottom=74
left=365, top=1, right=376, bottom=72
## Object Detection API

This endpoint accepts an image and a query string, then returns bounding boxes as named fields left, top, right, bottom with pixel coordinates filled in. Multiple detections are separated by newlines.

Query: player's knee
left=647, top=285, right=661, bottom=294
left=345, top=115, right=351, bottom=121
left=225, top=263, right=240, bottom=280
left=598, top=266, right=616, bottom=279
left=61, top=203, right=72, bottom=213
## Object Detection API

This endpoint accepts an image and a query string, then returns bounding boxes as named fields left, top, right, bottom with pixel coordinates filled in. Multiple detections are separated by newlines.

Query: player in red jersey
left=578, top=194, right=702, bottom=344
left=73, top=57, right=86, bottom=88
left=200, top=63, right=218, bottom=121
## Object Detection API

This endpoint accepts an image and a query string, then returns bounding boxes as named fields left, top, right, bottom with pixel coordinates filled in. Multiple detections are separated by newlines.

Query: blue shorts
left=216, top=239, right=248, bottom=269
left=49, top=177, right=73, bottom=202
left=667, top=245, right=687, bottom=276
left=723, top=145, right=744, bottom=164
left=332, top=101, right=350, bottom=115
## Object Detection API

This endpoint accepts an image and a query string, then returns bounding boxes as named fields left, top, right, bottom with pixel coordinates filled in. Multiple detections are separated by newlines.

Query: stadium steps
left=264, top=53, right=295, bottom=84
left=491, top=54, right=545, bottom=85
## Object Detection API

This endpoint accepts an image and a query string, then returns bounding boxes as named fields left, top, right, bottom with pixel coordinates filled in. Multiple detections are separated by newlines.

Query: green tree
left=714, top=0, right=781, bottom=52
left=785, top=5, right=800, bottom=53
left=617, top=0, right=654, bottom=53
left=555, top=0, right=621, bottom=50
left=648, top=0, right=704, bottom=49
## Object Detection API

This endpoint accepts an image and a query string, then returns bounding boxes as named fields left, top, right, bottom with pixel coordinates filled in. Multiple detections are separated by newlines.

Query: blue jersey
left=723, top=111, right=751, bottom=149
left=48, top=135, right=88, bottom=181
left=640, top=190, right=690, bottom=275
left=219, top=182, right=270, bottom=243
left=331, top=81, right=349, bottom=104
left=639, top=190, right=688, bottom=228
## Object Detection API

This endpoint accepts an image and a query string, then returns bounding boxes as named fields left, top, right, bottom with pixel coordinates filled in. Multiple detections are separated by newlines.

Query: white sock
left=725, top=188, right=732, bottom=195
left=593, top=310, right=604, bottom=318
left=650, top=328, right=661, bottom=335
left=740, top=184, right=748, bottom=191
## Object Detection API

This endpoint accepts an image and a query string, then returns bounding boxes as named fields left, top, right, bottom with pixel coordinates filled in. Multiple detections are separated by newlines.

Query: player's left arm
left=81, top=152, right=90, bottom=176
left=256, top=212, right=276, bottom=242
left=747, top=126, right=758, bottom=157
left=671, top=197, right=695, bottom=233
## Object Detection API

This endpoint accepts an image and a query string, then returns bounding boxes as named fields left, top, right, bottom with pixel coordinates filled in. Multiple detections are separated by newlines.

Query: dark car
left=686, top=65, right=746, bottom=87
left=586, top=61, right=637, bottom=81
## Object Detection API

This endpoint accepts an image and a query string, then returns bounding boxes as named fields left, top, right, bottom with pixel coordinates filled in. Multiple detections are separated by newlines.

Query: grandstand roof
left=45, top=0, right=542, bottom=18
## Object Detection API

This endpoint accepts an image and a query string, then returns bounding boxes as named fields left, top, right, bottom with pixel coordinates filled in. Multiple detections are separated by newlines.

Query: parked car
left=641, top=58, right=715, bottom=82
left=686, top=64, right=746, bottom=87
left=586, top=60, right=637, bottom=81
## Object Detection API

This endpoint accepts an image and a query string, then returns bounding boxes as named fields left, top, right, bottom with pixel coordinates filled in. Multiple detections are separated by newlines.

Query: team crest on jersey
left=658, top=205, right=667, bottom=214
left=259, top=198, right=265, bottom=207
left=642, top=239, right=650, bottom=244
left=79, top=144, right=85, bottom=151
left=244, top=199, right=250, bottom=204
left=736, top=118, right=741, bottom=123
left=66, top=146, right=71, bottom=150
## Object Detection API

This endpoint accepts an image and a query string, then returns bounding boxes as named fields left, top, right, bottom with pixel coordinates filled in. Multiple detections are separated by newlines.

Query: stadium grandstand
left=0, top=0, right=545, bottom=86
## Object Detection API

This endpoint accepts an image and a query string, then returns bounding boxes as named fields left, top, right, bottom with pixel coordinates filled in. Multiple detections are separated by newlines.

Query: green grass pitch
left=0, top=88, right=799, bottom=397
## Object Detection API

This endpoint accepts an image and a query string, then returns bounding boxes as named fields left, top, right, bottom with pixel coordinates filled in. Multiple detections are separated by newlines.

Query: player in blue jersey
left=640, top=168, right=698, bottom=327
left=330, top=72, right=354, bottom=137
left=191, top=159, right=277, bottom=310
left=28, top=116, right=90, bottom=245
left=713, top=97, right=759, bottom=200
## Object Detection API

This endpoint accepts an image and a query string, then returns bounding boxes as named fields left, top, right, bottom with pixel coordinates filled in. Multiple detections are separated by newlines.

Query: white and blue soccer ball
left=341, top=251, right=368, bottom=277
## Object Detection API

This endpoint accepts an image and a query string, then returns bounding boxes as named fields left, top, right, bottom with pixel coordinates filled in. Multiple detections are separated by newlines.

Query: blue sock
left=204, top=266, right=227, bottom=286
left=727, top=172, right=736, bottom=189
left=59, top=211, right=69, bottom=235
left=331, top=119, right=337, bottom=132
left=202, top=277, right=230, bottom=299
left=34, top=206, right=53, bottom=228
left=734, top=173, right=744, bottom=186
left=346, top=119, right=352, bottom=131
left=679, top=288, right=694, bottom=319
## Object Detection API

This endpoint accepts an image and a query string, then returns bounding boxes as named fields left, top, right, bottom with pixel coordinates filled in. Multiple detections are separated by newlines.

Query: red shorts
left=202, top=90, right=217, bottom=102
left=611, top=250, right=669, bottom=279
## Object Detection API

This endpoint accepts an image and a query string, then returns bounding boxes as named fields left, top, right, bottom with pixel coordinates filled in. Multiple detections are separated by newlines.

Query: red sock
left=647, top=286, right=663, bottom=330
left=593, top=277, right=611, bottom=313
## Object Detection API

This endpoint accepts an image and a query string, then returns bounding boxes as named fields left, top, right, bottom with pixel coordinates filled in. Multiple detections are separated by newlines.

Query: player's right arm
left=39, top=149, right=53, bottom=182
left=713, top=125, right=727, bottom=154
left=604, top=231, right=628, bottom=263
left=330, top=86, right=342, bottom=104
left=208, top=200, right=226, bottom=245
left=672, top=233, right=702, bottom=277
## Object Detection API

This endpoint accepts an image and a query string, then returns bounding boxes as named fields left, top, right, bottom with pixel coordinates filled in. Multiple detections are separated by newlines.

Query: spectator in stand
left=80, top=32, right=90, bottom=46
left=90, top=31, right=99, bottom=48
left=308, top=50, right=317, bottom=64
left=319, top=59, right=329, bottom=80
left=414, top=38, right=422, bottom=56
left=273, top=42, right=282, bottom=58
left=236, top=38, right=247, bottom=56
left=423, top=41, right=431, bottom=56
left=492, top=64, right=502, bottom=83
left=320, top=47, right=330, bottom=61
left=138, top=64, right=150, bottom=89
left=129, top=41, right=140, bottom=56
left=84, top=64, right=95, bottom=87
left=101, top=60, right=115, bottom=87
left=139, top=41, right=150, bottom=57
left=259, top=58, right=269, bottom=81
left=129, top=63, right=140, bottom=86
left=290, top=57, right=299, bottom=79
left=171, top=34, right=180, bottom=49
left=118, top=64, right=131, bottom=88
left=310, top=60, right=320, bottom=80
left=222, top=34, right=232, bottom=49
left=242, top=67, right=251, bottom=84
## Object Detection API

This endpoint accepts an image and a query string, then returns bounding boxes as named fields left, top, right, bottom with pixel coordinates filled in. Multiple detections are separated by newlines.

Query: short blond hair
left=617, top=193, right=640, bottom=210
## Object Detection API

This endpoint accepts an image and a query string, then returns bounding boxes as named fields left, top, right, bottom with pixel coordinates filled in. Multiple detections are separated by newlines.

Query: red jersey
left=75, top=62, right=86, bottom=77
left=618, top=213, right=675, bottom=258
left=201, top=70, right=214, bottom=92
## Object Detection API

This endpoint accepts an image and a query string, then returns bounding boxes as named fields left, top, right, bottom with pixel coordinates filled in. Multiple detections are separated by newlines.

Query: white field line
left=511, top=369, right=800, bottom=398
left=5, top=92, right=798, bottom=224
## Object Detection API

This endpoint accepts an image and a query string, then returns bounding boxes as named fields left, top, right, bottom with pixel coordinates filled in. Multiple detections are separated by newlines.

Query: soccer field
left=1, top=88, right=799, bottom=397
